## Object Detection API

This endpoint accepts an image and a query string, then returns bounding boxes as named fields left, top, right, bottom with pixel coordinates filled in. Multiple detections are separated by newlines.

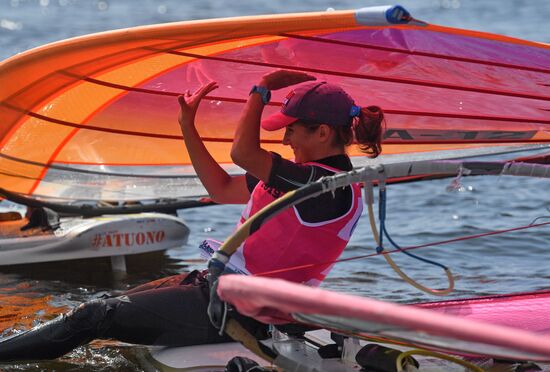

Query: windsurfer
left=0, top=70, right=384, bottom=361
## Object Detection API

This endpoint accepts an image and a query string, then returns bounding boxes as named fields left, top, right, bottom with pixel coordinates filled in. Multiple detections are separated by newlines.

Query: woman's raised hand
left=178, top=81, right=218, bottom=127
left=259, top=70, right=316, bottom=91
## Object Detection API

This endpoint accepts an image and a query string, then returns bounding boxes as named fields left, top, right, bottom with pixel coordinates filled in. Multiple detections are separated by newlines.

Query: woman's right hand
left=178, top=81, right=218, bottom=127
left=259, top=70, right=316, bottom=91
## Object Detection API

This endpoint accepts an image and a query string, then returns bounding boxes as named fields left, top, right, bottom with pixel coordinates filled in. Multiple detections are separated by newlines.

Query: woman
left=0, top=70, right=384, bottom=361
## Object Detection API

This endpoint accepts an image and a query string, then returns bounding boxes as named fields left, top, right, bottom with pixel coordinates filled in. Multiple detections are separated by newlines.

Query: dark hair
left=296, top=106, right=384, bottom=158
left=353, top=105, right=384, bottom=158
left=328, top=106, right=384, bottom=158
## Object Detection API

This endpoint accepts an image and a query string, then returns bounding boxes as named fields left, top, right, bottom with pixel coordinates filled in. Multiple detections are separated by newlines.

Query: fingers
left=194, top=81, right=219, bottom=97
left=287, top=71, right=316, bottom=82
left=262, top=69, right=317, bottom=90
left=264, top=69, right=315, bottom=81
left=179, top=81, right=218, bottom=109
left=286, top=72, right=316, bottom=85
left=177, top=95, right=187, bottom=107
left=286, top=70, right=316, bottom=80
left=299, top=73, right=316, bottom=82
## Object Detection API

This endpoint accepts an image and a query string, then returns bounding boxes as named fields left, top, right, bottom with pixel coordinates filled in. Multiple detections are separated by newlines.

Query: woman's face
left=282, top=122, right=320, bottom=163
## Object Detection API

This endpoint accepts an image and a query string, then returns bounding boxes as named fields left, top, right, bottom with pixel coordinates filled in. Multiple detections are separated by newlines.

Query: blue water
left=0, top=0, right=549, bottom=370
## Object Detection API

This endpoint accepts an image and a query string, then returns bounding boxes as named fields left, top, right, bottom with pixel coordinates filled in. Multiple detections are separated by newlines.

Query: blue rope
left=382, top=225, right=448, bottom=270
left=376, top=187, right=386, bottom=253
left=377, top=188, right=448, bottom=270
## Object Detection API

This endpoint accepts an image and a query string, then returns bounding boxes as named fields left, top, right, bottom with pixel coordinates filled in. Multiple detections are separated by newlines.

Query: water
left=0, top=0, right=549, bottom=370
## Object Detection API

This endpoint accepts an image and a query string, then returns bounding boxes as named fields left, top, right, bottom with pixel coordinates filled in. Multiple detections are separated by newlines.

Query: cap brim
left=261, top=112, right=298, bottom=131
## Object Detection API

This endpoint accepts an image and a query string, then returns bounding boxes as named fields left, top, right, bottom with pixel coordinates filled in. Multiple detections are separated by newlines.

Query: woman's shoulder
left=306, top=154, right=353, bottom=173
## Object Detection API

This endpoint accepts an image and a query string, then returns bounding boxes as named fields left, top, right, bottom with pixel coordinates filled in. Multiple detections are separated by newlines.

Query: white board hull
left=149, top=342, right=269, bottom=371
left=0, top=213, right=189, bottom=265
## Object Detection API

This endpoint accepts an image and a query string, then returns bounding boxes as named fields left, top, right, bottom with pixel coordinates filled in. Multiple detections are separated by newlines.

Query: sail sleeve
left=217, top=274, right=550, bottom=362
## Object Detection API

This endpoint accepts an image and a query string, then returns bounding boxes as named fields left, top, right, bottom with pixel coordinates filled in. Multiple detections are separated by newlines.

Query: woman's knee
left=66, top=298, right=118, bottom=336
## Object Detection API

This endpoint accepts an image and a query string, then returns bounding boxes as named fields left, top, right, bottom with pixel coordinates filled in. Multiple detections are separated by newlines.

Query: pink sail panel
left=418, top=290, right=550, bottom=334
left=217, top=275, right=550, bottom=360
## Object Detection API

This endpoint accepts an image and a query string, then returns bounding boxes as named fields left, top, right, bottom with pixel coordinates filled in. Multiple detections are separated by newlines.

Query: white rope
left=218, top=301, right=228, bottom=336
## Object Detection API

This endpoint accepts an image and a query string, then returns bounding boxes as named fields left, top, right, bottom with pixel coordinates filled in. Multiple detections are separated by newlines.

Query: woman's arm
left=178, top=82, right=250, bottom=204
left=230, top=70, right=316, bottom=182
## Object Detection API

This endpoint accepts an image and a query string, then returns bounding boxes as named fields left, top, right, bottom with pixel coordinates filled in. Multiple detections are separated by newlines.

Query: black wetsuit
left=0, top=153, right=353, bottom=361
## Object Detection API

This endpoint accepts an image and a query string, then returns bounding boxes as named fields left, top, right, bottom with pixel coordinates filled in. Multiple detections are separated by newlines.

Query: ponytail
left=310, top=104, right=384, bottom=158
left=353, top=105, right=384, bottom=158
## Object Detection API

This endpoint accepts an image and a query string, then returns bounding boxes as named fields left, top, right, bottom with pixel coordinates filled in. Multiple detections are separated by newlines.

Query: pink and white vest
left=228, top=162, right=363, bottom=286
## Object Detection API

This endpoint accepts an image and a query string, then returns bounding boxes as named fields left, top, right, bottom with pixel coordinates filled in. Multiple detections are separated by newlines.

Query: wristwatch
left=249, top=85, right=271, bottom=105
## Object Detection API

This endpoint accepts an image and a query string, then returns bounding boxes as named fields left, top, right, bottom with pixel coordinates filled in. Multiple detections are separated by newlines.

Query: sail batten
left=281, top=32, right=550, bottom=74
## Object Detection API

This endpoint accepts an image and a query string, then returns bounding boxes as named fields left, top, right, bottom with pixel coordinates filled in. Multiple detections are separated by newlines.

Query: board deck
left=148, top=329, right=548, bottom=371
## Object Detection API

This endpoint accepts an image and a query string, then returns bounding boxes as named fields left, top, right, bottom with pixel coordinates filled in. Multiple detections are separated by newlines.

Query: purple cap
left=261, top=81, right=356, bottom=131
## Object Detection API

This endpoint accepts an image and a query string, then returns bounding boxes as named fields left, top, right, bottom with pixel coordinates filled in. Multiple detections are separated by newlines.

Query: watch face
left=250, top=85, right=270, bottom=104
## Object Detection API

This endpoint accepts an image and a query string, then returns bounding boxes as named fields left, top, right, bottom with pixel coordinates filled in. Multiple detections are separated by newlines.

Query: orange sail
left=0, top=7, right=548, bottom=203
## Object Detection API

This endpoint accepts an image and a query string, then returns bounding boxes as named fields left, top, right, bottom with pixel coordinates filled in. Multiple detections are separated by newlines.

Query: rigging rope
left=396, top=349, right=484, bottom=372
left=252, top=221, right=550, bottom=279
left=367, top=181, right=455, bottom=296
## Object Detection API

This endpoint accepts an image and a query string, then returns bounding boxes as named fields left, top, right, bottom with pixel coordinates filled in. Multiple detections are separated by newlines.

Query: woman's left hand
left=259, top=70, right=316, bottom=91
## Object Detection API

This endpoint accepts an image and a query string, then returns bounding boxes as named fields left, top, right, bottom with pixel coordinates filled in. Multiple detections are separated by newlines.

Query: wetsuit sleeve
left=266, top=152, right=353, bottom=223
left=245, top=173, right=260, bottom=193
left=243, top=151, right=314, bottom=193
left=266, top=152, right=323, bottom=192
